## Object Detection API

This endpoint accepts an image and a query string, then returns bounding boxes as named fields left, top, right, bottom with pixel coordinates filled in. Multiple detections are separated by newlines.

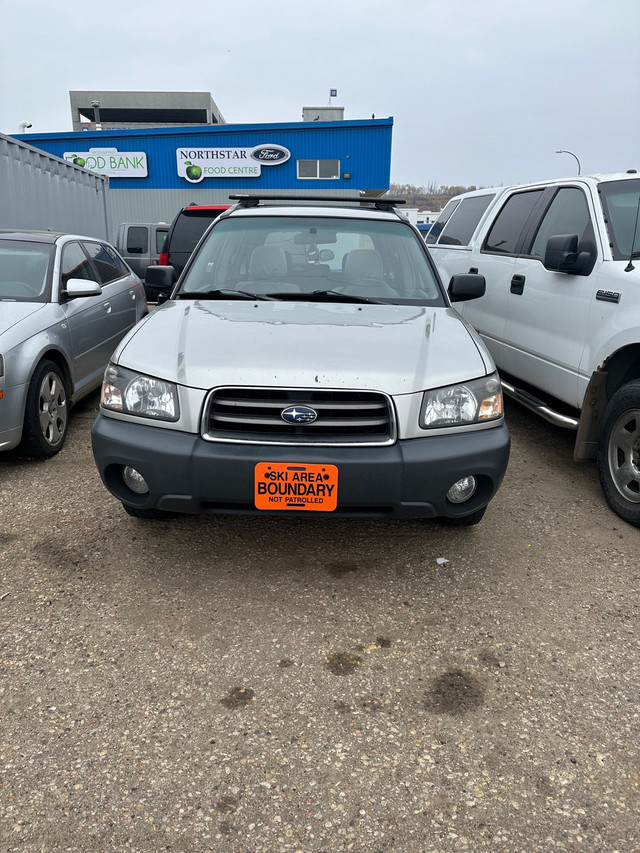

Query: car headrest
left=249, top=246, right=288, bottom=278
left=343, top=249, right=383, bottom=280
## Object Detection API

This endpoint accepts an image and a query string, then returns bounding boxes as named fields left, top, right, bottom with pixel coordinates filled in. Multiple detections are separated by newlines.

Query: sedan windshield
left=0, top=241, right=54, bottom=302
left=598, top=178, right=640, bottom=260
left=176, top=216, right=444, bottom=305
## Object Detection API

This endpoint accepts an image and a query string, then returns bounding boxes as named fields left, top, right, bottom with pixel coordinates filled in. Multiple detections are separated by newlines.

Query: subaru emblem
left=281, top=406, right=318, bottom=425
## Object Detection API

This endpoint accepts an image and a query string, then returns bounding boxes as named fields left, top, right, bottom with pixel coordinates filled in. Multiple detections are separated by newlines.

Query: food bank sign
left=63, top=148, right=148, bottom=178
left=176, top=144, right=291, bottom=183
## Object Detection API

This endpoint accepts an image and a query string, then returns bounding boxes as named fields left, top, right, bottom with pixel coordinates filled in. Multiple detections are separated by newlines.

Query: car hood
left=0, top=302, right=47, bottom=342
left=115, top=299, right=492, bottom=394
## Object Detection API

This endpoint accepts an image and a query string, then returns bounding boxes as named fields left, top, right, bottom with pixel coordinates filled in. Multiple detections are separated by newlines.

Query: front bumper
left=91, top=415, right=510, bottom=520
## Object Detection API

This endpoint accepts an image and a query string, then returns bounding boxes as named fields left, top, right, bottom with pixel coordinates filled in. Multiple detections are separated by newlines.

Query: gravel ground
left=1, top=395, right=639, bottom=853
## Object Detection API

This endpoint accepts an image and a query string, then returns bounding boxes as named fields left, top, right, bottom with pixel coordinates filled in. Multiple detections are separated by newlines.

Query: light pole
left=556, top=149, right=581, bottom=175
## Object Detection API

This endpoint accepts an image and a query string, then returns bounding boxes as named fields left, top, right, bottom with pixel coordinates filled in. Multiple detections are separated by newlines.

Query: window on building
left=297, top=159, right=340, bottom=179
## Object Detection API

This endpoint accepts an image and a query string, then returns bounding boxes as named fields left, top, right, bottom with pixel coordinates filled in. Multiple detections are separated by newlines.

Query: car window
left=61, top=242, right=99, bottom=288
left=528, top=187, right=593, bottom=260
left=126, top=226, right=148, bottom=254
left=170, top=213, right=217, bottom=253
left=156, top=229, right=169, bottom=253
left=433, top=194, right=496, bottom=247
left=0, top=240, right=53, bottom=303
left=425, top=199, right=460, bottom=244
left=179, top=216, right=443, bottom=304
left=598, top=178, right=640, bottom=260
left=483, top=189, right=545, bottom=255
left=83, top=241, right=128, bottom=284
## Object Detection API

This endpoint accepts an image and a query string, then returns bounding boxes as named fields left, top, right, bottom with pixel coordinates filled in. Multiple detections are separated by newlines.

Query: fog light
left=447, top=476, right=477, bottom=504
left=122, top=466, right=149, bottom=495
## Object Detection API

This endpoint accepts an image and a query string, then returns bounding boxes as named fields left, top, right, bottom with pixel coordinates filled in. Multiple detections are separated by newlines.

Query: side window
left=156, top=229, right=168, bottom=253
left=126, top=226, right=148, bottom=254
left=425, top=199, right=459, bottom=244
left=61, top=242, right=98, bottom=288
left=483, top=189, right=545, bottom=255
left=528, top=187, right=593, bottom=260
left=435, top=194, right=495, bottom=246
left=83, top=241, right=127, bottom=284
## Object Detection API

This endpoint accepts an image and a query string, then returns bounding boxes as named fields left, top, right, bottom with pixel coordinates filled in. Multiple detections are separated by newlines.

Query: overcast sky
left=1, top=0, right=637, bottom=189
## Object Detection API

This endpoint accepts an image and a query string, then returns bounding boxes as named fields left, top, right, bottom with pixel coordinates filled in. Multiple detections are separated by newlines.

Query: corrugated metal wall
left=1, top=133, right=111, bottom=238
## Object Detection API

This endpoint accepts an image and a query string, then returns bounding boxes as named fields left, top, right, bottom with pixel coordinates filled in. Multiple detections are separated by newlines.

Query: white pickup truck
left=427, top=171, right=640, bottom=526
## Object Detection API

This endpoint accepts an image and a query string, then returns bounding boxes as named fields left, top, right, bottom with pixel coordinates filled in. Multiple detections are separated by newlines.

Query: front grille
left=203, top=387, right=395, bottom=445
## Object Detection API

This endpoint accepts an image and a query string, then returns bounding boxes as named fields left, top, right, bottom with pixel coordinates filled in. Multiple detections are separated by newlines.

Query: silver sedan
left=0, top=230, right=148, bottom=457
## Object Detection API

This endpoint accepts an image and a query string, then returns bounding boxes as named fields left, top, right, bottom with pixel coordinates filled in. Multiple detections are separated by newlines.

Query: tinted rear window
left=435, top=194, right=496, bottom=246
left=483, top=189, right=545, bottom=255
left=170, top=211, right=225, bottom=253
left=425, top=199, right=459, bottom=244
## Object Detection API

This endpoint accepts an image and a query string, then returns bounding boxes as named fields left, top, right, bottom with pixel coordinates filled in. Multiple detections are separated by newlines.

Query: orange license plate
left=255, top=463, right=338, bottom=511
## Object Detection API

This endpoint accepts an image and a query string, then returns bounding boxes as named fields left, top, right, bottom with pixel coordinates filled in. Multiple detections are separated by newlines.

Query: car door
left=500, top=185, right=599, bottom=407
left=57, top=240, right=115, bottom=394
left=82, top=240, right=139, bottom=338
left=458, top=188, right=546, bottom=367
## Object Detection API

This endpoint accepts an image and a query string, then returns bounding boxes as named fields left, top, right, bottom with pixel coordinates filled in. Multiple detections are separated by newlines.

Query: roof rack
left=228, top=194, right=407, bottom=212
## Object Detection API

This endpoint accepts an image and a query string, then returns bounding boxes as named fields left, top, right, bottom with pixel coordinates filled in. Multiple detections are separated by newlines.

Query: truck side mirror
left=544, top=234, right=594, bottom=276
left=448, top=273, right=486, bottom=302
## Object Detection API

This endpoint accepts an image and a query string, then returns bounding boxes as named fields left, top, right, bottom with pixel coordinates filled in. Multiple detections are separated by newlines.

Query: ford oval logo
left=250, top=144, right=291, bottom=165
left=281, top=406, right=318, bottom=425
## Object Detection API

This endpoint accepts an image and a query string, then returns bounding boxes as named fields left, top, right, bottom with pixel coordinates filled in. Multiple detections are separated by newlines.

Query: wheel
left=435, top=507, right=486, bottom=527
left=121, top=503, right=172, bottom=520
left=597, top=381, right=640, bottom=527
left=19, top=360, right=69, bottom=458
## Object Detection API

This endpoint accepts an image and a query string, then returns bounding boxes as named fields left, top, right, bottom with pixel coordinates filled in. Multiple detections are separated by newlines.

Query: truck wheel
left=597, top=381, right=640, bottom=527
left=19, top=360, right=69, bottom=458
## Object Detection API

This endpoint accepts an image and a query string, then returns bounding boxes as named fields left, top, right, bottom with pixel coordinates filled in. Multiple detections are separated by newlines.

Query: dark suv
left=157, top=204, right=229, bottom=281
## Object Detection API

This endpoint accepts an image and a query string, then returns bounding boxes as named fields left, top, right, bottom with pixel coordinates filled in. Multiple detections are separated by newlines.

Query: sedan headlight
left=420, top=373, right=503, bottom=429
left=101, top=364, right=179, bottom=421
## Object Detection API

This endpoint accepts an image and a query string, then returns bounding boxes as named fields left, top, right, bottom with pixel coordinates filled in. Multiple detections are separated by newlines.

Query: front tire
left=597, top=381, right=640, bottom=527
left=19, top=360, right=69, bottom=458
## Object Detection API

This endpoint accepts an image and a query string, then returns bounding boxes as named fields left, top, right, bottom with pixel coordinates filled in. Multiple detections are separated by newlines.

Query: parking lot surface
left=1, top=395, right=639, bottom=852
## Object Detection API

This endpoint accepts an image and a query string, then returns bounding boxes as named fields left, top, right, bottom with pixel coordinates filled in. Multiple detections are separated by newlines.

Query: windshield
left=177, top=215, right=444, bottom=304
left=598, top=178, right=640, bottom=260
left=0, top=241, right=54, bottom=303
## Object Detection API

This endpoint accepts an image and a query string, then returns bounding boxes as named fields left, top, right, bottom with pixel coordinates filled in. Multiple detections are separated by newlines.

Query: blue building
left=16, top=117, right=393, bottom=236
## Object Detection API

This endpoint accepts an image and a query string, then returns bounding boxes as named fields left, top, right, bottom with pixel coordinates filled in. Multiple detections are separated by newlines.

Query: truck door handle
left=510, top=275, right=525, bottom=295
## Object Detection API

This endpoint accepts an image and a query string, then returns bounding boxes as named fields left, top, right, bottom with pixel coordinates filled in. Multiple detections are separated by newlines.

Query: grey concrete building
left=69, top=91, right=225, bottom=132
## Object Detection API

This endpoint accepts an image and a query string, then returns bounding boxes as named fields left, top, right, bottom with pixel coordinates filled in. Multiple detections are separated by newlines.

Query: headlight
left=420, top=373, right=503, bottom=429
left=101, top=364, right=179, bottom=421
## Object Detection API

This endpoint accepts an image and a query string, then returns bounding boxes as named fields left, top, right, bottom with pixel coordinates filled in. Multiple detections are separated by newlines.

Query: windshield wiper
left=311, top=289, right=387, bottom=304
left=267, top=289, right=387, bottom=304
left=177, top=289, right=273, bottom=301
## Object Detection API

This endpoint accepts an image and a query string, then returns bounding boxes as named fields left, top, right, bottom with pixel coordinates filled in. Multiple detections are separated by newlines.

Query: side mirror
left=448, top=273, right=486, bottom=302
left=544, top=234, right=593, bottom=275
left=145, top=265, right=176, bottom=288
left=64, top=278, right=102, bottom=298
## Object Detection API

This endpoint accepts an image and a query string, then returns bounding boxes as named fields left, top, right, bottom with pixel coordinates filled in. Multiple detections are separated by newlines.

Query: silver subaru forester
left=92, top=195, right=510, bottom=526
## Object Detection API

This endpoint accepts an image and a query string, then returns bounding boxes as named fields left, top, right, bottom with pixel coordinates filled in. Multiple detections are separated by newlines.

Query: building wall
left=15, top=118, right=392, bottom=239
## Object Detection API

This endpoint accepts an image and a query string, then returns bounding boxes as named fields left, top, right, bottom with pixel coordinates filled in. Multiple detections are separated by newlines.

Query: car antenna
left=625, top=193, right=640, bottom=272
